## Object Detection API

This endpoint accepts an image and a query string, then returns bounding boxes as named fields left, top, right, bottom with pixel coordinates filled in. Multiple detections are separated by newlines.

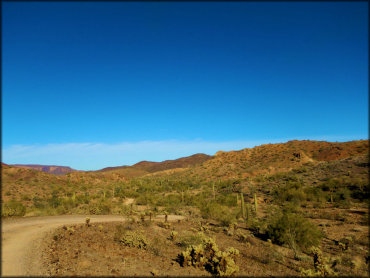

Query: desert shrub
left=149, top=236, right=166, bottom=256
left=177, top=232, right=204, bottom=248
left=334, top=187, right=351, bottom=202
left=120, top=204, right=132, bottom=217
left=60, top=198, right=75, bottom=210
left=273, top=181, right=306, bottom=205
left=216, top=194, right=238, bottom=207
left=76, top=194, right=90, bottom=205
left=176, top=237, right=239, bottom=276
left=21, top=194, right=31, bottom=201
left=348, top=178, right=369, bottom=201
left=47, top=194, right=61, bottom=208
left=267, top=211, right=322, bottom=254
left=157, top=222, right=171, bottom=229
left=304, top=187, right=326, bottom=203
left=88, top=200, right=112, bottom=214
left=114, top=226, right=148, bottom=249
left=2, top=200, right=26, bottom=217
left=199, top=202, right=236, bottom=226
left=235, top=230, right=256, bottom=246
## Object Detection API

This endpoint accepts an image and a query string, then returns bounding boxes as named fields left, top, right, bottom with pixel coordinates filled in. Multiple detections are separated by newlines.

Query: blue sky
left=2, top=1, right=368, bottom=170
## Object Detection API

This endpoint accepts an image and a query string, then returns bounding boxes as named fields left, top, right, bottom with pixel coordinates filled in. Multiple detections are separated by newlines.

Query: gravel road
left=2, top=214, right=184, bottom=276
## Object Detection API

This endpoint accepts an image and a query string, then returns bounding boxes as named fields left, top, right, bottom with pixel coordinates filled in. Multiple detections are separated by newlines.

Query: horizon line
left=2, top=136, right=367, bottom=171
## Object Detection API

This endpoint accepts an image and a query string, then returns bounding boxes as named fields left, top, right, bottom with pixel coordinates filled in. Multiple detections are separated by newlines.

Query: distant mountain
left=98, top=153, right=212, bottom=173
left=11, top=164, right=77, bottom=175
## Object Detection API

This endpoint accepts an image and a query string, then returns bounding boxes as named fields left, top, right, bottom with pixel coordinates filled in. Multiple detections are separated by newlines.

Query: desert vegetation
left=2, top=139, right=369, bottom=276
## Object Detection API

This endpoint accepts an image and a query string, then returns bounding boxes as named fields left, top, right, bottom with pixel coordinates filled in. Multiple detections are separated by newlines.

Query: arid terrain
left=2, top=139, right=369, bottom=276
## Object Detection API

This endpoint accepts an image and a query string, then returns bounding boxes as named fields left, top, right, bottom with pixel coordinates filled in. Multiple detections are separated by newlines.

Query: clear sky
left=2, top=1, right=368, bottom=170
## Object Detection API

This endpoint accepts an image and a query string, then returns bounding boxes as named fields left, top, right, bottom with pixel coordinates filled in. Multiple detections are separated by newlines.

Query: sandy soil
left=1, top=214, right=184, bottom=276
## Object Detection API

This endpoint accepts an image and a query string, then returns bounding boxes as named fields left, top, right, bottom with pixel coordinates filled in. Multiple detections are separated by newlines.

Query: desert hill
left=98, top=153, right=212, bottom=173
left=2, top=139, right=368, bottom=205
left=169, top=139, right=369, bottom=181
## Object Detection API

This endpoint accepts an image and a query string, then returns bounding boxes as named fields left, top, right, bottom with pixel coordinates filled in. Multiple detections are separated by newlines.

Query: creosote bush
left=267, top=211, right=322, bottom=253
left=199, top=202, right=237, bottom=227
left=177, top=237, right=239, bottom=276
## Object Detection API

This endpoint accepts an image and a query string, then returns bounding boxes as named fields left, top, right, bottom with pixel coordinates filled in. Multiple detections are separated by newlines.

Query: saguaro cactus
left=254, top=193, right=258, bottom=216
left=212, top=184, right=216, bottom=200
left=240, top=193, right=245, bottom=219
left=72, top=192, right=76, bottom=203
left=246, top=202, right=250, bottom=223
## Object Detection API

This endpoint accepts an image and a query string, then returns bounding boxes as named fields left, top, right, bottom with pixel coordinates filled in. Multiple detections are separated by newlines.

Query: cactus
left=165, top=212, right=168, bottom=223
left=72, top=192, right=76, bottom=203
left=85, top=217, right=90, bottom=226
left=236, top=194, right=239, bottom=206
left=181, top=191, right=184, bottom=203
left=66, top=226, right=75, bottom=235
left=170, top=231, right=178, bottom=241
left=212, top=184, right=216, bottom=200
left=115, top=230, right=148, bottom=249
left=300, top=247, right=335, bottom=276
left=254, top=193, right=258, bottom=216
left=240, top=193, right=245, bottom=219
left=176, top=237, right=239, bottom=276
left=103, top=190, right=106, bottom=200
left=158, top=222, right=171, bottom=229
left=246, top=202, right=250, bottom=223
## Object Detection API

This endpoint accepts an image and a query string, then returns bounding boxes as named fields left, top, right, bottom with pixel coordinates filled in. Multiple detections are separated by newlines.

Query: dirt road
left=2, top=214, right=184, bottom=276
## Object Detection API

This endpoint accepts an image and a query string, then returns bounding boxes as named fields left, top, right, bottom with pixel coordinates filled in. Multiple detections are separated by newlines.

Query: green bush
left=199, top=202, right=236, bottom=226
left=32, top=197, right=46, bottom=209
left=273, top=181, right=306, bottom=205
left=47, top=194, right=61, bottom=208
left=267, top=211, right=322, bottom=253
left=2, top=200, right=26, bottom=217
left=88, top=200, right=112, bottom=214
left=177, top=232, right=204, bottom=248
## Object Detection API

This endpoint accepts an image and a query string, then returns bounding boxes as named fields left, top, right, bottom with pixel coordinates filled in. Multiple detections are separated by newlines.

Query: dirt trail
left=2, top=214, right=184, bottom=276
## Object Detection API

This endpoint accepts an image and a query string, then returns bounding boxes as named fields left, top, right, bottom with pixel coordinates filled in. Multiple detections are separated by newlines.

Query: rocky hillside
left=153, top=140, right=369, bottom=180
